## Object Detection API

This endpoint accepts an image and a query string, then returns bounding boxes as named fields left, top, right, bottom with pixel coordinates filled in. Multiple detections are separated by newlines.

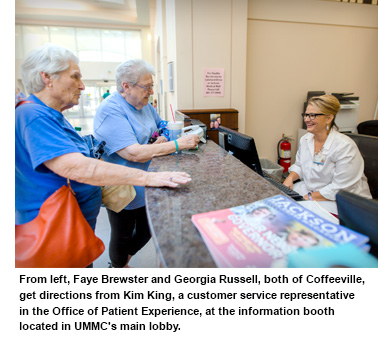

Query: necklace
left=315, top=146, right=323, bottom=155
left=314, top=139, right=326, bottom=154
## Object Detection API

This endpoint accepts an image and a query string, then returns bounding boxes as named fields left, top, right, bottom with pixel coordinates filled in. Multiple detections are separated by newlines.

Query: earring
left=326, top=124, right=329, bottom=131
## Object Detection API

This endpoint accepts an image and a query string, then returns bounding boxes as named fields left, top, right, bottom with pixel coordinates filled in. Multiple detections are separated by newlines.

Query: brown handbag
left=15, top=180, right=105, bottom=268
left=86, top=134, right=136, bottom=213
left=101, top=184, right=136, bottom=213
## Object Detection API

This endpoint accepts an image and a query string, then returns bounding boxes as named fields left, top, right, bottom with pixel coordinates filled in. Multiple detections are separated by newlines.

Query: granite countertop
left=145, top=140, right=284, bottom=268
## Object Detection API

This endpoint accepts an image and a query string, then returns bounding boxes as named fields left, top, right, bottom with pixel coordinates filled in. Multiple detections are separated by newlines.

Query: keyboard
left=262, top=172, right=305, bottom=201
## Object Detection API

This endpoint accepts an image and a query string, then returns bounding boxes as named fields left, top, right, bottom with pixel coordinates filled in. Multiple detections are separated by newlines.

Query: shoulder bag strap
left=15, top=100, right=34, bottom=108
left=66, top=178, right=76, bottom=195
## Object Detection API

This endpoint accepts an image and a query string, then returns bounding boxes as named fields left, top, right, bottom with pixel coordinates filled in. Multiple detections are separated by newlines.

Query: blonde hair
left=308, top=95, right=340, bottom=130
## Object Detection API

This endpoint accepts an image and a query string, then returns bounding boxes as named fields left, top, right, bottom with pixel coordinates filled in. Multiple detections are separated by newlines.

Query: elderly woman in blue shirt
left=16, top=44, right=192, bottom=261
left=94, top=59, right=200, bottom=268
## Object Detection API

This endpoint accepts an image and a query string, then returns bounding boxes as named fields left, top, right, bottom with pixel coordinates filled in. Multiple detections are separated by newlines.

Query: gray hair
left=20, top=44, right=79, bottom=94
left=116, top=59, right=155, bottom=92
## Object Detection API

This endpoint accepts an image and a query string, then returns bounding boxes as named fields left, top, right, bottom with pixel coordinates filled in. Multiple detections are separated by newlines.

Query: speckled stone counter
left=145, top=140, right=284, bottom=268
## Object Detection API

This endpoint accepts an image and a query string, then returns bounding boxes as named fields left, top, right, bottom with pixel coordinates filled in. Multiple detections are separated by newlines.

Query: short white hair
left=20, top=44, right=79, bottom=94
left=116, top=59, right=155, bottom=92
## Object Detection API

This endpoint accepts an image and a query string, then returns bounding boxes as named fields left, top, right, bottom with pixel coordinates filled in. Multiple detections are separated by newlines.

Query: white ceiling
left=15, top=0, right=150, bottom=27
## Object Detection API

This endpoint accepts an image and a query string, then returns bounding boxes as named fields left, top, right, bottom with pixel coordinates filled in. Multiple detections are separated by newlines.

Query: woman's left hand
left=177, top=134, right=200, bottom=150
left=146, top=171, right=192, bottom=187
left=153, top=136, right=168, bottom=144
left=303, top=191, right=329, bottom=201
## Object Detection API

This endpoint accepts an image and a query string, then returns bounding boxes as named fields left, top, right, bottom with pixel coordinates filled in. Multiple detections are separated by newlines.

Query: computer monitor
left=218, top=125, right=263, bottom=175
left=336, top=190, right=378, bottom=258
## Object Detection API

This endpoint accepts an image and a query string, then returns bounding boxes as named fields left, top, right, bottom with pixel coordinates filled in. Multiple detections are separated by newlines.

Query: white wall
left=171, top=0, right=193, bottom=114
left=154, top=0, right=168, bottom=119
left=166, top=0, right=178, bottom=116
left=155, top=0, right=248, bottom=128
left=191, top=0, right=232, bottom=108
left=246, top=0, right=378, bottom=162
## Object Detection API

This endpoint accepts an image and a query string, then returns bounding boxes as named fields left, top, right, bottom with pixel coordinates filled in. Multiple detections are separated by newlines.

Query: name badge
left=313, top=152, right=326, bottom=165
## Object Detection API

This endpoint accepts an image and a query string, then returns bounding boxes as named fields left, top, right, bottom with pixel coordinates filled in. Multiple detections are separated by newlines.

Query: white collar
left=304, top=128, right=337, bottom=154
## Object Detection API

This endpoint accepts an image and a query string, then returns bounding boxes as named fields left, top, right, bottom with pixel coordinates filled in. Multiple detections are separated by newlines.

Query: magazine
left=191, top=194, right=369, bottom=268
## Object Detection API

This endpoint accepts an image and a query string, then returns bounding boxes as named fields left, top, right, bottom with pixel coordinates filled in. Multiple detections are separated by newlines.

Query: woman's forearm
left=44, top=152, right=191, bottom=188
left=44, top=152, right=148, bottom=186
left=116, top=135, right=199, bottom=163
left=117, top=142, right=177, bottom=163
left=283, top=171, right=299, bottom=188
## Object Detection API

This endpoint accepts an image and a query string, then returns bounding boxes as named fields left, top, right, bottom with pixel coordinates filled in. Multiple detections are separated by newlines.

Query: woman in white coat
left=283, top=95, right=371, bottom=207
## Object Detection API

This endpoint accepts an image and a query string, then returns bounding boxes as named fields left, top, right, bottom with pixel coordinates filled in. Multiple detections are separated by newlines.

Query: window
left=15, top=25, right=23, bottom=60
left=50, top=26, right=76, bottom=56
left=22, top=25, right=49, bottom=57
left=102, top=30, right=125, bottom=62
left=76, top=28, right=102, bottom=62
left=15, top=24, right=142, bottom=62
left=125, top=31, right=142, bottom=59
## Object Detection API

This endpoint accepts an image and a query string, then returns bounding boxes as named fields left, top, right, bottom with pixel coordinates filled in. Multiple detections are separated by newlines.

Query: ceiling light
left=96, top=0, right=125, bottom=4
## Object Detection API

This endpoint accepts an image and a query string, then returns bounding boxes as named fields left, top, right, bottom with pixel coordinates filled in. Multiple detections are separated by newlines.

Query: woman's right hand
left=177, top=134, right=200, bottom=150
left=283, top=176, right=294, bottom=189
left=283, top=171, right=299, bottom=189
left=145, top=171, right=192, bottom=188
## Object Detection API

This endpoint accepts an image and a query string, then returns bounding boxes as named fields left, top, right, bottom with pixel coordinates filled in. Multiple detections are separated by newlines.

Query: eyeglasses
left=302, top=113, right=326, bottom=120
left=135, top=84, right=154, bottom=92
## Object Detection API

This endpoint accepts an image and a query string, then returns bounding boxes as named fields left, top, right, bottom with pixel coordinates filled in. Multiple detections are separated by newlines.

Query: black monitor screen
left=218, top=125, right=263, bottom=176
left=336, top=190, right=378, bottom=258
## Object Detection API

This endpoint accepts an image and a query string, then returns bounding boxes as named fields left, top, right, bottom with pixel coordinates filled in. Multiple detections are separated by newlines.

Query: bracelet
left=308, top=192, right=313, bottom=201
left=174, top=139, right=179, bottom=152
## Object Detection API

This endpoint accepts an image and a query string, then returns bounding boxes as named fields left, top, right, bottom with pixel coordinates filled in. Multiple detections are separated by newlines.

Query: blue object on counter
left=158, top=120, right=170, bottom=140
left=288, top=243, right=378, bottom=268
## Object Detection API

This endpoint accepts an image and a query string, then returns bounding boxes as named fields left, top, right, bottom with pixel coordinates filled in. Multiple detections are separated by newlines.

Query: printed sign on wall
left=203, top=68, right=224, bottom=97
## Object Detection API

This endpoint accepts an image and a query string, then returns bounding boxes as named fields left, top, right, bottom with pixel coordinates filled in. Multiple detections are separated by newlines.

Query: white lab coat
left=289, top=129, right=372, bottom=201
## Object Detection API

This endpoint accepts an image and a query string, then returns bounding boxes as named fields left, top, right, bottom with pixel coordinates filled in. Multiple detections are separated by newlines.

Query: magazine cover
left=191, top=194, right=369, bottom=268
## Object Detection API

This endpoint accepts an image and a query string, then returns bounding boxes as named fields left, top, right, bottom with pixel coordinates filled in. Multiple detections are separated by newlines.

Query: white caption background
left=8, top=268, right=378, bottom=337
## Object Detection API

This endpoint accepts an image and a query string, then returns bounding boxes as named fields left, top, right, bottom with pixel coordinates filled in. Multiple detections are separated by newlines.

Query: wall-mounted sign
left=203, top=68, right=224, bottom=97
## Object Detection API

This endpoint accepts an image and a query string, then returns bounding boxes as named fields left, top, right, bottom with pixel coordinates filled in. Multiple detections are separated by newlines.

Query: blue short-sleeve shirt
left=15, top=95, right=102, bottom=229
left=94, top=91, right=162, bottom=210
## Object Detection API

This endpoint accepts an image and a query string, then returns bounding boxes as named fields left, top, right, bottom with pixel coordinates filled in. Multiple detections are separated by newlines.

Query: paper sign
left=203, top=68, right=224, bottom=97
